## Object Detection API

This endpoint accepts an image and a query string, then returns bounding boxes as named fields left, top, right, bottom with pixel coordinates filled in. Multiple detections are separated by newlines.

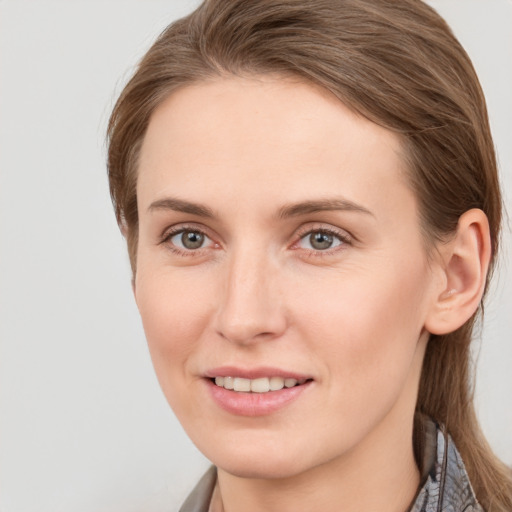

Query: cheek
left=134, top=267, right=215, bottom=394
left=292, top=256, right=429, bottom=394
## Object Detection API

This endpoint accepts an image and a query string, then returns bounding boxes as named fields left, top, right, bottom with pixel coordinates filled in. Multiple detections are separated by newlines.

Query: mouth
left=211, top=376, right=311, bottom=393
left=204, top=367, right=314, bottom=415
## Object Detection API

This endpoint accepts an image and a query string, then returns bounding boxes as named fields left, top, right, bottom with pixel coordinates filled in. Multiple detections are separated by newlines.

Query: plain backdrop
left=0, top=1, right=511, bottom=511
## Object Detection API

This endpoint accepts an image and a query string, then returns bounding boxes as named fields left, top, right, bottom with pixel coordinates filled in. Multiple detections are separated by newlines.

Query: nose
left=214, top=247, right=287, bottom=345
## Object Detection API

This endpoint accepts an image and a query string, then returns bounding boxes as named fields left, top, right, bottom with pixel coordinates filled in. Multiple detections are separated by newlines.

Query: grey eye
left=309, top=232, right=334, bottom=250
left=171, top=230, right=207, bottom=250
left=297, top=230, right=344, bottom=251
left=183, top=231, right=204, bottom=249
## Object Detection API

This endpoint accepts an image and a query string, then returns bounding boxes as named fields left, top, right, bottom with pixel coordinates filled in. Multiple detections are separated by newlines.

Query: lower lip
left=205, top=379, right=313, bottom=417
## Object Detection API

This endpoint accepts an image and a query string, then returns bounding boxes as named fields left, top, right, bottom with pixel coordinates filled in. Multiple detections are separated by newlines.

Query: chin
left=197, top=433, right=326, bottom=480
left=216, top=454, right=308, bottom=480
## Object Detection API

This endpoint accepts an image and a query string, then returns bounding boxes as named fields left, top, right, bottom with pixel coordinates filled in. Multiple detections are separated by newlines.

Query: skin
left=134, top=76, right=449, bottom=512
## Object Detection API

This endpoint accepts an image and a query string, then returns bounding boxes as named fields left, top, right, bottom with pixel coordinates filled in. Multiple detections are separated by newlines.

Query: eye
left=297, top=229, right=346, bottom=251
left=167, top=229, right=214, bottom=251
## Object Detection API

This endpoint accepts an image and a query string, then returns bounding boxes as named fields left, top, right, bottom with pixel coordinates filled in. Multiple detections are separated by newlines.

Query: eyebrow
left=147, top=196, right=374, bottom=219
left=147, top=197, right=216, bottom=218
left=277, top=198, right=374, bottom=219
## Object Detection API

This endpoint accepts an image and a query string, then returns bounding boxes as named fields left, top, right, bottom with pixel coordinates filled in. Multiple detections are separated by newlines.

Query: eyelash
left=159, top=224, right=217, bottom=257
left=292, top=226, right=352, bottom=257
left=159, top=224, right=352, bottom=257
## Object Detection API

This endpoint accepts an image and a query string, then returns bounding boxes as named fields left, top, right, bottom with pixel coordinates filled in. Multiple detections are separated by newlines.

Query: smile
left=213, top=376, right=308, bottom=393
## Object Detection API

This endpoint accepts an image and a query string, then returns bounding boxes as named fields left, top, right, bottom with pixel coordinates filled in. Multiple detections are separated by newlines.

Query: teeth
left=251, top=377, right=270, bottom=393
left=233, top=378, right=251, bottom=392
left=284, top=378, right=298, bottom=388
left=269, top=376, right=285, bottom=391
left=213, top=376, right=305, bottom=393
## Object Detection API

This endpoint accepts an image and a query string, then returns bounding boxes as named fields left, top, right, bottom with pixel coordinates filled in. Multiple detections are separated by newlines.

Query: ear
left=425, top=209, right=491, bottom=335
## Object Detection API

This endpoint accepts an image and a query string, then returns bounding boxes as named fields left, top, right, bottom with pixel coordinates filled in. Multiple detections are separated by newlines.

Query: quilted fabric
left=410, top=422, right=482, bottom=512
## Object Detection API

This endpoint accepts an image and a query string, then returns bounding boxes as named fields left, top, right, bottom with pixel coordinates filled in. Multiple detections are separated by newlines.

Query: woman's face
left=134, top=76, right=438, bottom=479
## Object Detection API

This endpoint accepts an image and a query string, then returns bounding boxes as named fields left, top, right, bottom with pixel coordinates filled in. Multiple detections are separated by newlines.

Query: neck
left=213, top=411, right=421, bottom=512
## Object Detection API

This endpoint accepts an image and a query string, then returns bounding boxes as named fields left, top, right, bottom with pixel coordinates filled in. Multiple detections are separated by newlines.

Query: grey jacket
left=179, top=418, right=482, bottom=512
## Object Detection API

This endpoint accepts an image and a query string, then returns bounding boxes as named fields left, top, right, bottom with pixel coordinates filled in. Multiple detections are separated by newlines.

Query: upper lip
left=204, top=366, right=313, bottom=380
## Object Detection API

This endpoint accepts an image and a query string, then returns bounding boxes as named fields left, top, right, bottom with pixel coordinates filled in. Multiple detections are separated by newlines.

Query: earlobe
left=425, top=209, right=491, bottom=336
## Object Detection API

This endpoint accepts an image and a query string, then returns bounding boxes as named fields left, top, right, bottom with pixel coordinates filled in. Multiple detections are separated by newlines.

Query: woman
left=107, top=0, right=512, bottom=510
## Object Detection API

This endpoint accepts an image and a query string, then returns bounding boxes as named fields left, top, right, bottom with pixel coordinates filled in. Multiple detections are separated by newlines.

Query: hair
left=107, top=0, right=511, bottom=509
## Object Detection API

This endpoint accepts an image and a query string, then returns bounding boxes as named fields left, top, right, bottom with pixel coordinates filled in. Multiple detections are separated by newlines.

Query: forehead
left=137, top=76, right=413, bottom=223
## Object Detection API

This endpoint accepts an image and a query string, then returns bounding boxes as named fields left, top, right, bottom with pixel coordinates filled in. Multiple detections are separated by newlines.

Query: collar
left=409, top=418, right=482, bottom=511
left=179, top=418, right=482, bottom=512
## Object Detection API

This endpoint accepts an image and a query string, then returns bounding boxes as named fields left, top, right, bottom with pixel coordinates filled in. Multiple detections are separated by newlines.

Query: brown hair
left=107, top=0, right=511, bottom=508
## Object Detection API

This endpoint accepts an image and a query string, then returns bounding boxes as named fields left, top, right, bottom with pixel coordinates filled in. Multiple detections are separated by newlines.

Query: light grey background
left=0, top=1, right=510, bottom=511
